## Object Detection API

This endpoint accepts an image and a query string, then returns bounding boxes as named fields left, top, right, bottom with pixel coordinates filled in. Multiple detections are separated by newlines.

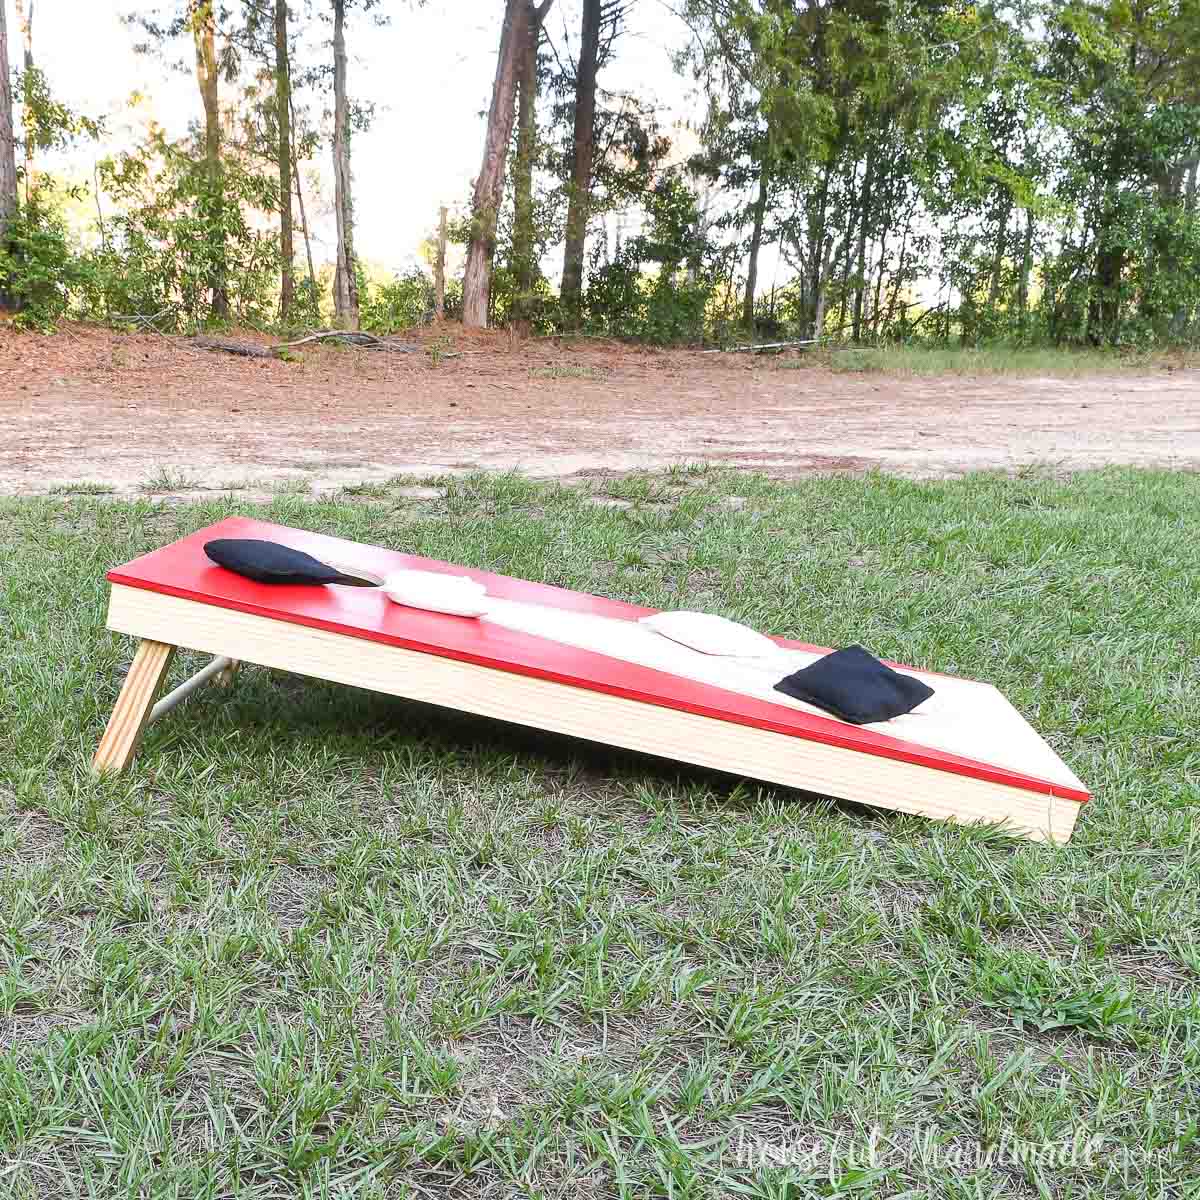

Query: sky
left=13, top=0, right=702, bottom=275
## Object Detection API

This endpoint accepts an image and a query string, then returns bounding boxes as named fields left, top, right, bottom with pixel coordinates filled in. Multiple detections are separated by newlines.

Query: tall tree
left=742, top=160, right=768, bottom=328
left=0, top=0, right=18, bottom=261
left=332, top=0, right=358, bottom=328
left=274, top=0, right=294, bottom=319
left=511, top=0, right=554, bottom=331
left=559, top=0, right=601, bottom=324
left=434, top=203, right=447, bottom=319
left=190, top=0, right=229, bottom=319
left=463, top=0, right=528, bottom=328
left=0, top=3, right=16, bottom=294
left=12, top=1, right=31, bottom=73
left=13, top=0, right=32, bottom=201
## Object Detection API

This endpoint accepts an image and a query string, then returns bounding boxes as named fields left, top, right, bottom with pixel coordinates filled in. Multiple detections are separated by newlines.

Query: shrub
left=582, top=175, right=717, bottom=345
left=94, top=134, right=280, bottom=329
left=0, top=193, right=86, bottom=329
left=359, top=268, right=433, bottom=333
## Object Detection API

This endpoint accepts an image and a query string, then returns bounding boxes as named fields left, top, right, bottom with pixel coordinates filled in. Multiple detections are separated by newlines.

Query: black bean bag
left=774, top=644, right=935, bottom=725
left=204, top=538, right=369, bottom=586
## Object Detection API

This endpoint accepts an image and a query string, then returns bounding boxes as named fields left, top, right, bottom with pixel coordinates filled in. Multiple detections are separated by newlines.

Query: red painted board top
left=106, top=517, right=1089, bottom=804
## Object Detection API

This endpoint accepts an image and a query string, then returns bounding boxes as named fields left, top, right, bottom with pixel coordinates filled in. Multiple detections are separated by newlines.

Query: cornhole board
left=94, top=517, right=1090, bottom=842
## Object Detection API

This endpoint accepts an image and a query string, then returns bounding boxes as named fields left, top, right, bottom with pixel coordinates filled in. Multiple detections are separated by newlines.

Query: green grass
left=1, top=469, right=1199, bottom=1197
left=339, top=481, right=393, bottom=499
left=46, top=482, right=118, bottom=496
left=778, top=344, right=1199, bottom=377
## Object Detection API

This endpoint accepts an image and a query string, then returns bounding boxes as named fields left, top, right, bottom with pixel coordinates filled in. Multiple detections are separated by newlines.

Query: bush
left=94, top=135, right=281, bottom=329
left=581, top=175, right=716, bottom=344
left=0, top=194, right=86, bottom=329
left=359, top=268, right=433, bottom=333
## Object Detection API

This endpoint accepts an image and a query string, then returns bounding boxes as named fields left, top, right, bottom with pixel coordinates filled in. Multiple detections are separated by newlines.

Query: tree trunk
left=559, top=0, right=600, bottom=326
left=871, top=234, right=887, bottom=336
left=1016, top=210, right=1034, bottom=317
left=806, top=155, right=835, bottom=336
left=434, top=204, right=447, bottom=320
left=742, top=160, right=768, bottom=329
left=1085, top=47, right=1136, bottom=346
left=511, top=1, right=552, bottom=331
left=812, top=237, right=834, bottom=340
left=835, top=179, right=858, bottom=331
left=851, top=149, right=875, bottom=341
left=688, top=184, right=712, bottom=285
left=885, top=211, right=913, bottom=329
left=289, top=94, right=318, bottom=312
left=1088, top=225, right=1124, bottom=344
left=0, top=0, right=16, bottom=249
left=332, top=0, right=359, bottom=330
left=274, top=0, right=294, bottom=321
left=13, top=0, right=31, bottom=204
left=191, top=1, right=228, bottom=320
left=987, top=194, right=1012, bottom=315
left=462, top=0, right=527, bottom=328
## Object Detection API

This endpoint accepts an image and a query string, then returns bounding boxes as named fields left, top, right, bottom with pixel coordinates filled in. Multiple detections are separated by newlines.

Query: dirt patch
left=1, top=324, right=1197, bottom=495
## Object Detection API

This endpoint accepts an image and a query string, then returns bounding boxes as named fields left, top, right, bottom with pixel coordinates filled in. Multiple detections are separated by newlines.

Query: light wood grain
left=92, top=638, right=176, bottom=774
left=105, top=585, right=1082, bottom=842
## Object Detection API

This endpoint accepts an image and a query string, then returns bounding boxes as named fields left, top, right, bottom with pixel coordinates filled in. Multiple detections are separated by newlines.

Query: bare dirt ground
left=1, top=325, right=1196, bottom=496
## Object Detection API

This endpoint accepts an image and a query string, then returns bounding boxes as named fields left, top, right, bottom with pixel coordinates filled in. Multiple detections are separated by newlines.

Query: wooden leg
left=214, top=658, right=240, bottom=688
left=92, top=639, right=177, bottom=775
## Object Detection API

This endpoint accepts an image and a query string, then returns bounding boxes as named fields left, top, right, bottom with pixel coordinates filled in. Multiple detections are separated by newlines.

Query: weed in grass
left=665, top=461, right=715, bottom=479
left=595, top=472, right=677, bottom=505
left=0, top=467, right=1198, bottom=1194
left=139, top=467, right=201, bottom=492
left=531, top=364, right=605, bottom=380
left=214, top=477, right=272, bottom=492
left=339, top=481, right=392, bottom=499
left=976, top=951, right=1137, bottom=1037
left=272, top=476, right=313, bottom=495
left=47, top=482, right=118, bottom=495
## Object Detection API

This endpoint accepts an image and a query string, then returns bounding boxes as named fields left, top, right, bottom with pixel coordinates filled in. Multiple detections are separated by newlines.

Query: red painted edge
left=105, top=517, right=1090, bottom=805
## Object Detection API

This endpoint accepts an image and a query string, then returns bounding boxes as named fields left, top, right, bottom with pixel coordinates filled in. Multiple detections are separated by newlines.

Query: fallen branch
left=273, top=329, right=406, bottom=351
left=701, top=339, right=819, bottom=354
left=191, top=330, right=461, bottom=361
left=191, top=337, right=276, bottom=359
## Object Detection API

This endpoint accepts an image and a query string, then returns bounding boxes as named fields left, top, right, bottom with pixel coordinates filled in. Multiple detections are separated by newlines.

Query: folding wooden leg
left=92, top=639, right=177, bottom=775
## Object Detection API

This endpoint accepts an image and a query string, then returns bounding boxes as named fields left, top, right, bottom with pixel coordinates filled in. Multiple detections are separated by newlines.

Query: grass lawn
left=1, top=467, right=1198, bottom=1198
left=774, top=344, right=1200, bottom=377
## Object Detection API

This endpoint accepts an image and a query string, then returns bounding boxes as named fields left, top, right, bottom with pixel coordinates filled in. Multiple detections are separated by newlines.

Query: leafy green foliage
left=681, top=0, right=1200, bottom=348
left=6, top=0, right=1200, bottom=348
left=16, top=65, right=103, bottom=155
left=0, top=192, right=85, bottom=329
left=92, top=134, right=280, bottom=328
left=358, top=267, right=430, bottom=332
left=584, top=176, right=718, bottom=343
left=358, top=267, right=464, bottom=333
left=0, top=68, right=101, bottom=327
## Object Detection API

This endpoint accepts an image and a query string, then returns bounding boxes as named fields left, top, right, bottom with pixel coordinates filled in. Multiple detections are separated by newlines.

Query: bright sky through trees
left=22, top=0, right=694, bottom=272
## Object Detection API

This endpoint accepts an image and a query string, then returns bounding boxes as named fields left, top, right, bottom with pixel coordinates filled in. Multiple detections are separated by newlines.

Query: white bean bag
left=383, top=569, right=490, bottom=617
left=638, top=610, right=781, bottom=657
